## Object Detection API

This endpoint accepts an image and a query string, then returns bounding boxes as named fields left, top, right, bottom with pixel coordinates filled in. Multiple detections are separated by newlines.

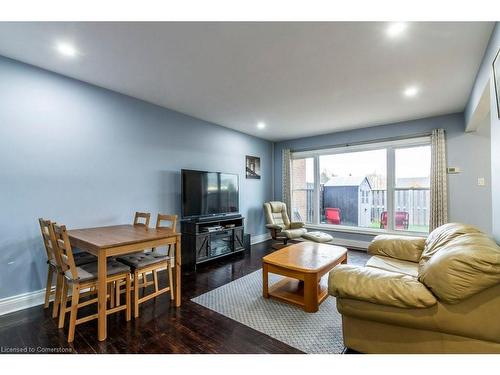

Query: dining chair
left=39, top=218, right=98, bottom=319
left=132, top=212, right=153, bottom=289
left=39, top=218, right=63, bottom=318
left=150, top=214, right=177, bottom=300
left=53, top=223, right=131, bottom=342
left=117, top=213, right=177, bottom=317
left=133, top=212, right=151, bottom=227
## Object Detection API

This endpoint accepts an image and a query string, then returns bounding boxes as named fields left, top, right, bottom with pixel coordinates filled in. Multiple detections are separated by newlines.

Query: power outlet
left=477, top=177, right=485, bottom=186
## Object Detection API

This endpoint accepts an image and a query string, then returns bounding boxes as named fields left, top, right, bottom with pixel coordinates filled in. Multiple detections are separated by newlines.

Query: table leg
left=303, top=273, right=319, bottom=313
left=342, top=254, right=348, bottom=264
left=97, top=250, right=107, bottom=341
left=174, top=237, right=181, bottom=307
left=262, top=263, right=269, bottom=298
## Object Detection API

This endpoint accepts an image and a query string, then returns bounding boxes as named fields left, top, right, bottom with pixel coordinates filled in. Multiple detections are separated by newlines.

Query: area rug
left=191, top=269, right=344, bottom=354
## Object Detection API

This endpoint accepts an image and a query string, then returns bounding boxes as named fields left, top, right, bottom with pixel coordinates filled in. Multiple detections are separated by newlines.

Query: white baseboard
left=251, top=232, right=272, bottom=245
left=0, top=288, right=47, bottom=316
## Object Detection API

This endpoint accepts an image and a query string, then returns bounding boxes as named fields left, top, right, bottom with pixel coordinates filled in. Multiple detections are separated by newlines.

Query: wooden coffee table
left=262, top=242, right=347, bottom=313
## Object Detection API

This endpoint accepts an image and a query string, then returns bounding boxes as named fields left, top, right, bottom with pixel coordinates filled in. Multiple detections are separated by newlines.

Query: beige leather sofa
left=328, top=223, right=500, bottom=353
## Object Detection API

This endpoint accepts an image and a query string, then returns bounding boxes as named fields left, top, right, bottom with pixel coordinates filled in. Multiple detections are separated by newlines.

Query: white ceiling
left=0, top=22, right=494, bottom=141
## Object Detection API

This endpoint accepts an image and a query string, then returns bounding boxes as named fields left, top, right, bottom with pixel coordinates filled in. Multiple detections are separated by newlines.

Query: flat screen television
left=181, top=169, right=239, bottom=219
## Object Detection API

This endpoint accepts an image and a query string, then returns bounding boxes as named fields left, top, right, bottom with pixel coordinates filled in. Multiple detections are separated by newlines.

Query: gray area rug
left=191, top=269, right=344, bottom=354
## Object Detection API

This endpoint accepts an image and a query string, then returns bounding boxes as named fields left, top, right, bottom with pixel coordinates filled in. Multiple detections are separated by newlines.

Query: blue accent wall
left=465, top=22, right=500, bottom=243
left=0, top=56, right=273, bottom=299
left=274, top=113, right=493, bottom=241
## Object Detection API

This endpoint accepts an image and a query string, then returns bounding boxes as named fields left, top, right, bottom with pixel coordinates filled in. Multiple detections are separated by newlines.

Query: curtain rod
left=289, top=131, right=433, bottom=154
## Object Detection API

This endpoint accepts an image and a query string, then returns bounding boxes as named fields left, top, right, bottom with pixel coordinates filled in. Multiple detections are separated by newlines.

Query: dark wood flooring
left=0, top=241, right=369, bottom=354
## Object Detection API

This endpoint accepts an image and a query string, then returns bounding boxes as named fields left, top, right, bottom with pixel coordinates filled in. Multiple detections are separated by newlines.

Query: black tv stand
left=181, top=215, right=249, bottom=270
left=192, top=213, right=242, bottom=223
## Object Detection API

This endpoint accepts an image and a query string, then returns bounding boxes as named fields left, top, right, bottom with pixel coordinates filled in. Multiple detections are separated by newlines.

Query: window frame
left=290, top=136, right=431, bottom=236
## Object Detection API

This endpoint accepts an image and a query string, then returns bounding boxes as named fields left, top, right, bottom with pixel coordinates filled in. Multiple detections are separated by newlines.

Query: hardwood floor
left=0, top=240, right=369, bottom=354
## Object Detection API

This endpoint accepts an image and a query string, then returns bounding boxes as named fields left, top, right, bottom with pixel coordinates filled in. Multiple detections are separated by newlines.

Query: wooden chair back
left=38, top=218, right=61, bottom=266
left=52, top=223, right=79, bottom=280
left=134, top=212, right=151, bottom=227
left=156, top=214, right=177, bottom=231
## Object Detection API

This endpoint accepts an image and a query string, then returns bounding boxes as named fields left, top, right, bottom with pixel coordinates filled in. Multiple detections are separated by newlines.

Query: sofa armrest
left=328, top=265, right=436, bottom=308
left=266, top=224, right=283, bottom=231
left=289, top=222, right=305, bottom=229
left=368, top=235, right=426, bottom=263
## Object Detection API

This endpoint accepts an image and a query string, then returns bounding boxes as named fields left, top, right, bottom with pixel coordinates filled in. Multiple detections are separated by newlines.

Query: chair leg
left=44, top=265, right=54, bottom=309
left=109, top=283, right=115, bottom=309
left=142, top=272, right=148, bottom=293
left=115, top=280, right=121, bottom=307
left=125, top=275, right=131, bottom=321
left=67, top=284, right=80, bottom=343
left=168, top=265, right=174, bottom=300
left=52, top=273, right=63, bottom=318
left=153, top=270, right=159, bottom=293
left=134, top=270, right=140, bottom=318
left=58, top=279, right=69, bottom=329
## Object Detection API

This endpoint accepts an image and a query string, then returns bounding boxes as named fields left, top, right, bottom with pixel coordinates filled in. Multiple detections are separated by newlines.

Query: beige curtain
left=282, top=149, right=292, bottom=217
left=430, top=129, right=448, bottom=231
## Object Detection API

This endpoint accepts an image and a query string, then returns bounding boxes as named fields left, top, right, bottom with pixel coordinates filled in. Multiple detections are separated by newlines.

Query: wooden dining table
left=68, top=224, right=181, bottom=341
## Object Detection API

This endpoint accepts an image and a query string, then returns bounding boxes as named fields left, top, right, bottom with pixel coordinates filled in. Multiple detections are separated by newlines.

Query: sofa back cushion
left=369, top=235, right=426, bottom=263
left=419, top=223, right=481, bottom=269
left=418, top=232, right=500, bottom=304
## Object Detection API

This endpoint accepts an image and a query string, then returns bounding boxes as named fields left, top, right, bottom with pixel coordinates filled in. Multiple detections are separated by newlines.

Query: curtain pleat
left=282, top=149, right=292, bottom=217
left=430, top=129, right=448, bottom=231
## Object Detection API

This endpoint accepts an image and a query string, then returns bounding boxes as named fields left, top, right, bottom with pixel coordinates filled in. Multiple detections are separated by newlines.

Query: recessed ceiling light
left=386, top=22, right=408, bottom=38
left=403, top=86, right=419, bottom=98
left=56, top=42, right=78, bottom=57
left=257, top=122, right=266, bottom=129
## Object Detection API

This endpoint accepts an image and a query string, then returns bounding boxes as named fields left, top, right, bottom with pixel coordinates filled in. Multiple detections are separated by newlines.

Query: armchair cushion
left=280, top=228, right=307, bottom=239
left=263, top=201, right=291, bottom=229
left=329, top=265, right=437, bottom=308
left=266, top=224, right=283, bottom=230
left=289, top=221, right=305, bottom=229
left=368, top=235, right=425, bottom=263
left=418, top=232, right=500, bottom=304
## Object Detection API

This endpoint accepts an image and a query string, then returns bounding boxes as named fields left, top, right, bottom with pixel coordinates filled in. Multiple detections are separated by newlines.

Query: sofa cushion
left=419, top=232, right=500, bottom=304
left=329, top=265, right=437, bottom=308
left=369, top=235, right=426, bottom=262
left=366, top=255, right=419, bottom=278
left=419, top=223, right=481, bottom=269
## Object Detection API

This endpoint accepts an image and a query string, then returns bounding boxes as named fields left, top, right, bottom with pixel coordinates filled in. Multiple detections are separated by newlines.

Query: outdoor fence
left=293, top=185, right=430, bottom=228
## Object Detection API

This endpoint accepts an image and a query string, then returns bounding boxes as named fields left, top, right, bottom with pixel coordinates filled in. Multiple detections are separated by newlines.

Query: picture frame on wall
left=246, top=155, right=261, bottom=179
left=493, top=47, right=500, bottom=119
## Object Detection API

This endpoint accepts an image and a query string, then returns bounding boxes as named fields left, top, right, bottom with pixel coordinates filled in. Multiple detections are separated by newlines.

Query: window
left=291, top=157, right=315, bottom=223
left=319, top=149, right=386, bottom=229
left=393, top=145, right=431, bottom=233
left=291, top=136, right=431, bottom=234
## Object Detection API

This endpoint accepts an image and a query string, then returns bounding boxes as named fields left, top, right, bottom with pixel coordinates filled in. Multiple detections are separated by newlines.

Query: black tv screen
left=182, top=169, right=239, bottom=218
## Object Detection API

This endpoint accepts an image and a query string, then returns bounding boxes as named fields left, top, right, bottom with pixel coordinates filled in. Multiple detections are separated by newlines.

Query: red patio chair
left=325, top=208, right=341, bottom=225
left=380, top=211, right=409, bottom=230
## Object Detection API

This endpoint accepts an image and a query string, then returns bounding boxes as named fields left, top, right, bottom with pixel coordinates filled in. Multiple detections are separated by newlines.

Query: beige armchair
left=263, top=201, right=307, bottom=245
left=328, top=223, right=500, bottom=353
